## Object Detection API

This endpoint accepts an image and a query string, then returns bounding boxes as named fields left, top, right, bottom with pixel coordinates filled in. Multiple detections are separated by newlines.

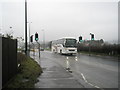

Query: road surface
left=33, top=50, right=118, bottom=88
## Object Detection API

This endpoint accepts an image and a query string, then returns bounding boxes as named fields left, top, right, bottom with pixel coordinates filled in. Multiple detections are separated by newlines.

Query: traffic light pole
left=36, top=42, right=40, bottom=59
left=35, top=32, right=40, bottom=59
left=39, top=43, right=40, bottom=59
left=89, top=33, right=92, bottom=56
left=89, top=40, right=91, bottom=56
left=31, top=43, right=35, bottom=57
left=89, top=33, right=94, bottom=56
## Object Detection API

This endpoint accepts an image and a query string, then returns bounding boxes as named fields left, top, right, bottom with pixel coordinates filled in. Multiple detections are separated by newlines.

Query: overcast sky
left=0, top=0, right=119, bottom=43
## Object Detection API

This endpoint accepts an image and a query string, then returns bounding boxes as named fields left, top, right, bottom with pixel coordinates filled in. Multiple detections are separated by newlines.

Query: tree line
left=77, top=42, right=120, bottom=56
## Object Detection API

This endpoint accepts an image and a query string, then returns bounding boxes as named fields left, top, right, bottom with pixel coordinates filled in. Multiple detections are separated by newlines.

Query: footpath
left=30, top=52, right=84, bottom=88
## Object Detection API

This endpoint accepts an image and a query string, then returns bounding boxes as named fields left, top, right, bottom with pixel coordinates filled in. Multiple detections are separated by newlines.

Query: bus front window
left=65, top=39, right=77, bottom=47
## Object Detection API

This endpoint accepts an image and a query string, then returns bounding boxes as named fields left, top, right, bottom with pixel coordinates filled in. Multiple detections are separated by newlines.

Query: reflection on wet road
left=37, top=51, right=118, bottom=88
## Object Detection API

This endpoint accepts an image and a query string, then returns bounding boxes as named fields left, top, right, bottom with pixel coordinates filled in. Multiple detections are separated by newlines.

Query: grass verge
left=4, top=53, right=43, bottom=88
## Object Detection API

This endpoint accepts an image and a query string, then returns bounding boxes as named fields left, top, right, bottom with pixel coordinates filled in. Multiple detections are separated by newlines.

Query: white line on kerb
left=81, top=73, right=101, bottom=89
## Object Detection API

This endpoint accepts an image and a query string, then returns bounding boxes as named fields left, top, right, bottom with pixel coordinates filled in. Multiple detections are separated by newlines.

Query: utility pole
left=25, top=0, right=28, bottom=55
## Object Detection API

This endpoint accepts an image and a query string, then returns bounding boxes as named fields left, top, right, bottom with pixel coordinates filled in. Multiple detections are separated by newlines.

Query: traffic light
left=79, top=36, right=82, bottom=42
left=35, top=32, right=38, bottom=41
left=30, top=35, right=33, bottom=42
left=91, top=34, right=94, bottom=40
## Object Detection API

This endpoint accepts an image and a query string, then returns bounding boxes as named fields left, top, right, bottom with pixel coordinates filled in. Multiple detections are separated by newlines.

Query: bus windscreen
left=65, top=39, right=77, bottom=47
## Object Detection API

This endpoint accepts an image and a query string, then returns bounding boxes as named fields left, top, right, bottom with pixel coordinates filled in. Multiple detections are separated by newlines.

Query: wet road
left=35, top=50, right=118, bottom=88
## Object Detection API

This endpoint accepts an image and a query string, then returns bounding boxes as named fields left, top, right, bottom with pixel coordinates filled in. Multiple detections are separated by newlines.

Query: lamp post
left=25, top=0, right=28, bottom=55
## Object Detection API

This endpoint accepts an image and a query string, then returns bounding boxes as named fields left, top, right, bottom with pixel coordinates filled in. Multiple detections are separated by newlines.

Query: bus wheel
left=60, top=50, right=62, bottom=54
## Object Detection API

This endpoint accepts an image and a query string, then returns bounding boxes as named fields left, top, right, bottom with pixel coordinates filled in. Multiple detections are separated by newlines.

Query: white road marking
left=66, top=57, right=69, bottom=59
left=75, top=59, right=78, bottom=61
left=88, top=83, right=94, bottom=86
left=80, top=73, right=102, bottom=89
left=66, top=60, right=69, bottom=68
left=81, top=73, right=87, bottom=83
left=75, top=56, right=77, bottom=59
left=94, top=85, right=100, bottom=88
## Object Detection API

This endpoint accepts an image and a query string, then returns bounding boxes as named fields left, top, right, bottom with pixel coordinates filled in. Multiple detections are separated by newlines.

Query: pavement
left=30, top=52, right=85, bottom=88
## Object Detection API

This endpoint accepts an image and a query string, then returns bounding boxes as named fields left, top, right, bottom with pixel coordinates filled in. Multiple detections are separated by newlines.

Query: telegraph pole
left=25, top=0, right=28, bottom=55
